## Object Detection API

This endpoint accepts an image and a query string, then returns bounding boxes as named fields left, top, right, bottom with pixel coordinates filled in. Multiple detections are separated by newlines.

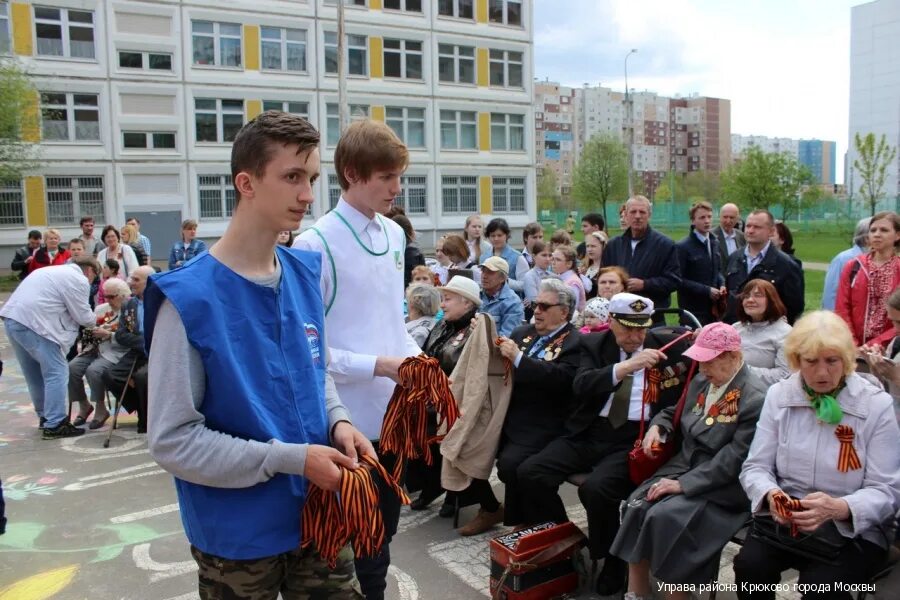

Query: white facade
left=1, top=0, right=535, bottom=261
left=731, top=134, right=799, bottom=157
left=848, top=0, right=900, bottom=205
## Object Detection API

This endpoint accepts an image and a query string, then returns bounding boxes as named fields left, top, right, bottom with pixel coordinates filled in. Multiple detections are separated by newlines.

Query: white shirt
left=0, top=263, right=94, bottom=349
left=97, top=244, right=139, bottom=278
left=294, top=198, right=421, bottom=439
left=723, top=230, right=738, bottom=255
left=745, top=241, right=770, bottom=274
left=604, top=346, right=647, bottom=421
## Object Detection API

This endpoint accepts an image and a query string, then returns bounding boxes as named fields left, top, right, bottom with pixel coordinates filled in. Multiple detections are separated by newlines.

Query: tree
left=0, top=59, right=40, bottom=181
left=536, top=166, right=560, bottom=212
left=720, top=147, right=812, bottom=217
left=572, top=134, right=629, bottom=223
left=853, top=132, right=897, bottom=216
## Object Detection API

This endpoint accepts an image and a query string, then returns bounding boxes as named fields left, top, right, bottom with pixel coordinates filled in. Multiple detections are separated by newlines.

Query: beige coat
left=440, top=313, right=513, bottom=491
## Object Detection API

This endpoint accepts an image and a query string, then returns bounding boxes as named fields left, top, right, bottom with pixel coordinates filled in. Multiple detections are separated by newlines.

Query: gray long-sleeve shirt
left=147, top=264, right=352, bottom=489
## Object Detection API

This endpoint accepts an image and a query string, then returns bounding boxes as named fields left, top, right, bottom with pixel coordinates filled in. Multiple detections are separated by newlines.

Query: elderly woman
left=732, top=279, right=792, bottom=386
left=29, top=229, right=70, bottom=272
left=97, top=225, right=139, bottom=279
left=68, top=278, right=132, bottom=429
left=596, top=266, right=628, bottom=300
left=405, top=283, right=441, bottom=349
left=610, top=323, right=766, bottom=599
left=734, top=311, right=900, bottom=600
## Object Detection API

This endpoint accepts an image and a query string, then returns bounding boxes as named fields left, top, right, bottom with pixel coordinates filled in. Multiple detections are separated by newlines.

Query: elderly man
left=601, top=196, right=681, bottom=320
left=676, top=201, right=725, bottom=325
left=495, top=278, right=582, bottom=528
left=724, top=210, right=804, bottom=324
left=10, top=230, right=42, bottom=280
left=516, top=293, right=691, bottom=596
left=822, top=217, right=871, bottom=310
left=479, top=256, right=525, bottom=337
left=104, top=265, right=154, bottom=433
left=713, top=203, right=746, bottom=274
left=1, top=256, right=100, bottom=438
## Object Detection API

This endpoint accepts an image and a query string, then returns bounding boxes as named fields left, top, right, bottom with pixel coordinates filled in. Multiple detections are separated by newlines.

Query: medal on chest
left=394, top=250, right=402, bottom=271
left=451, top=330, right=466, bottom=347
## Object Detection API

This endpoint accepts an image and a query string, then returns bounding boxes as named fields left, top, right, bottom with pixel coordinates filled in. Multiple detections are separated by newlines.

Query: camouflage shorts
left=190, top=543, right=365, bottom=600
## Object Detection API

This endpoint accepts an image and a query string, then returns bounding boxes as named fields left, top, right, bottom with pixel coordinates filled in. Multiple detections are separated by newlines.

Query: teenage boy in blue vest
left=145, top=111, right=371, bottom=599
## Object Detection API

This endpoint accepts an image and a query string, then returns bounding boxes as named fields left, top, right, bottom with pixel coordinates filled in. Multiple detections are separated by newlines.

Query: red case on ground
left=489, top=521, right=584, bottom=600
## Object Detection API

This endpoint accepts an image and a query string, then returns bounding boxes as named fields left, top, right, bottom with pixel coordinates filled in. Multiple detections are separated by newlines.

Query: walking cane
left=104, top=356, right=138, bottom=449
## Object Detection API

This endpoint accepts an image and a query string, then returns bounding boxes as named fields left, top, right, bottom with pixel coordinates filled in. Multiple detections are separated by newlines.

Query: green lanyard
left=333, top=211, right=390, bottom=257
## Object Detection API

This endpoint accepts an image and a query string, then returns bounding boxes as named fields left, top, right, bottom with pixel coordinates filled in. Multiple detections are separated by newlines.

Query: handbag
left=750, top=515, right=848, bottom=565
left=627, top=359, right=697, bottom=485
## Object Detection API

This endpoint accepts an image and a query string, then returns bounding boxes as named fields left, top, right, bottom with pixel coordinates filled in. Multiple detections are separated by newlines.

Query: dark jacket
left=502, top=323, right=582, bottom=448
left=423, top=308, right=478, bottom=376
left=403, top=241, right=426, bottom=288
left=569, top=329, right=691, bottom=437
left=676, top=231, right=724, bottom=325
left=724, top=245, right=804, bottom=324
left=712, top=226, right=745, bottom=276
left=129, top=243, right=148, bottom=268
left=601, top=226, right=681, bottom=309
left=11, top=245, right=36, bottom=280
left=115, top=297, right=147, bottom=360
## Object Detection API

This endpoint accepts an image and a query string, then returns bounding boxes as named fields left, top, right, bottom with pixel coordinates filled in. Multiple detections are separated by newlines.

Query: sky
left=533, top=0, right=858, bottom=182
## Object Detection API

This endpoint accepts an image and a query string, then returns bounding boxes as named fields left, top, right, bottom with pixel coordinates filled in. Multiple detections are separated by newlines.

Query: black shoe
left=595, top=556, right=626, bottom=596
left=38, top=417, right=46, bottom=429
left=410, top=489, right=444, bottom=511
left=137, top=424, right=147, bottom=434
left=43, top=422, right=86, bottom=440
left=438, top=501, right=456, bottom=518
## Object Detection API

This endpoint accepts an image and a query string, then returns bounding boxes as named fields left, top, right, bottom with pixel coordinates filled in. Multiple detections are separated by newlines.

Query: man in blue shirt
left=479, top=256, right=525, bottom=337
left=822, top=217, right=870, bottom=310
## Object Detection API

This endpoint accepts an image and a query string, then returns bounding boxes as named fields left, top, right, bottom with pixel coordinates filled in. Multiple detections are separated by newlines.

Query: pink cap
left=683, top=322, right=742, bottom=362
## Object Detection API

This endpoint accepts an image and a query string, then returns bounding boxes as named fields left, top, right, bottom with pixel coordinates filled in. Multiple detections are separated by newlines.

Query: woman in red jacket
left=836, top=211, right=900, bottom=348
left=27, top=229, right=71, bottom=273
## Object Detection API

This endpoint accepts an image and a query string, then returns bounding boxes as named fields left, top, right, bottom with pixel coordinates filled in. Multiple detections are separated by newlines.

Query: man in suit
left=105, top=265, right=154, bottom=433
left=723, top=209, right=804, bottom=324
left=601, top=196, right=681, bottom=320
left=712, top=202, right=745, bottom=276
left=516, top=293, right=691, bottom=596
left=495, top=278, right=582, bottom=527
left=676, top=201, right=725, bottom=325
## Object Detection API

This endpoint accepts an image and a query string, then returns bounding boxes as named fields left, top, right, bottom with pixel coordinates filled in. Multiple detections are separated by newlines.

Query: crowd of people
left=1, top=111, right=899, bottom=600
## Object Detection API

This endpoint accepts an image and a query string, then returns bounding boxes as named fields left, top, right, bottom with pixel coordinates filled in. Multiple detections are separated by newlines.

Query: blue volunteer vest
left=143, top=247, right=329, bottom=559
left=481, top=244, right=523, bottom=280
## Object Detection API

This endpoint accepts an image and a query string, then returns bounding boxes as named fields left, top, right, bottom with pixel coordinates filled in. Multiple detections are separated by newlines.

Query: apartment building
left=731, top=135, right=837, bottom=185
left=533, top=80, right=577, bottom=200
left=0, top=0, right=534, bottom=261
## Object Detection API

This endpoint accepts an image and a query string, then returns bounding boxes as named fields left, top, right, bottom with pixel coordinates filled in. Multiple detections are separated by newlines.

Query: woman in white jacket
left=96, top=225, right=138, bottom=280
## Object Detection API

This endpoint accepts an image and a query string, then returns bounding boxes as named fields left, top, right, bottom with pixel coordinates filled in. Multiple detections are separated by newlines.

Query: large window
left=438, top=44, right=474, bottom=84
left=386, top=107, right=425, bottom=148
left=118, top=51, right=173, bottom=71
left=261, top=27, right=306, bottom=72
left=46, top=176, right=104, bottom=224
left=34, top=6, right=95, bottom=59
left=383, top=0, right=422, bottom=11
left=123, top=131, right=176, bottom=150
left=492, top=176, right=525, bottom=213
left=439, top=110, right=476, bottom=150
left=40, top=92, right=100, bottom=142
left=324, top=32, right=367, bottom=76
left=441, top=175, right=477, bottom=214
left=489, top=49, right=523, bottom=88
left=194, top=98, right=244, bottom=143
left=490, top=113, right=524, bottom=151
left=395, top=175, right=426, bottom=215
left=383, top=39, right=422, bottom=80
left=192, top=21, right=242, bottom=67
left=438, top=0, right=473, bottom=19
left=1, top=3, right=10, bottom=54
left=262, top=100, right=309, bottom=118
left=0, top=180, right=24, bottom=226
left=488, top=0, right=522, bottom=26
left=326, top=103, right=369, bottom=146
left=199, top=175, right=235, bottom=219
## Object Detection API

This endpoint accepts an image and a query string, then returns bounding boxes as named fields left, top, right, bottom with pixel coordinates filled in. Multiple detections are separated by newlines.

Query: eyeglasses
left=534, top=302, right=562, bottom=312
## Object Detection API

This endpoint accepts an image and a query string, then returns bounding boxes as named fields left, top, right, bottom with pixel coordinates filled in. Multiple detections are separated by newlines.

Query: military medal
left=394, top=250, right=403, bottom=270
left=705, top=417, right=714, bottom=426
left=693, top=393, right=706, bottom=416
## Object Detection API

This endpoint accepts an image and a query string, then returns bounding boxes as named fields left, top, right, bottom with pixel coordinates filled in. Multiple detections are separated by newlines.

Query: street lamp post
left=624, top=48, right=637, bottom=197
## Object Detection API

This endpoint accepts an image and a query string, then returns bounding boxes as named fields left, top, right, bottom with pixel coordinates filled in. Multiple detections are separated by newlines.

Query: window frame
left=0, top=179, right=25, bottom=227
left=261, top=100, right=310, bottom=119
left=441, top=175, right=478, bottom=215
left=383, top=38, right=423, bottom=80
left=439, top=109, right=477, bottom=151
left=490, top=112, right=525, bottom=152
left=0, top=2, right=10, bottom=55
left=437, top=0, right=474, bottom=20
left=33, top=6, right=96, bottom=60
left=489, top=48, right=523, bottom=88
left=39, top=91, right=101, bottom=143
left=491, top=175, right=526, bottom=213
left=194, top=98, right=245, bottom=143
left=327, top=173, right=342, bottom=210
left=437, top=43, right=475, bottom=85
left=326, top=103, right=370, bottom=147
left=117, top=50, right=174, bottom=72
left=198, top=174, right=235, bottom=220
left=191, top=20, right=242, bottom=69
left=382, top=0, right=422, bottom=12
left=488, top=0, right=523, bottom=27
left=395, top=174, right=427, bottom=215
left=45, top=175, right=105, bottom=225
left=324, top=31, right=368, bottom=76
left=122, top=131, right=177, bottom=150
left=385, top=106, right=426, bottom=149
left=260, top=26, right=307, bottom=73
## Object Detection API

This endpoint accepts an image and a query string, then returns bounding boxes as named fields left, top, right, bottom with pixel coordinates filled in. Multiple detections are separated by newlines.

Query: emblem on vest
left=305, top=323, right=321, bottom=365
left=394, top=250, right=402, bottom=271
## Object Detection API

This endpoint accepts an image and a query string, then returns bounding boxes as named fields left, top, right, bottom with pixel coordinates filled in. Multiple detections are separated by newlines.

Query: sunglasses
left=534, top=302, right=562, bottom=312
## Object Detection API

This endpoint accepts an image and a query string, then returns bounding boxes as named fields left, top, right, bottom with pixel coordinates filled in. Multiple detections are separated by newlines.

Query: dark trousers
left=733, top=534, right=887, bottom=600
left=354, top=442, right=402, bottom=600
left=0, top=477, right=6, bottom=535
left=517, top=419, right=638, bottom=559
left=104, top=354, right=148, bottom=430
left=496, top=439, right=546, bottom=526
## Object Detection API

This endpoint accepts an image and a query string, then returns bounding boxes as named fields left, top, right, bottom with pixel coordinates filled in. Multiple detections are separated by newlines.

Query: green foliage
left=0, top=59, right=41, bottom=181
left=720, top=147, right=813, bottom=217
left=653, top=171, right=721, bottom=205
left=536, top=166, right=560, bottom=211
left=572, top=134, right=629, bottom=221
left=853, top=132, right=897, bottom=216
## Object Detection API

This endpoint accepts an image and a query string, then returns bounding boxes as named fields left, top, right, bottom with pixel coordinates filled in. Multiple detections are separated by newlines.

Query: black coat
left=115, top=297, right=147, bottom=359
left=403, top=242, right=425, bottom=288
left=676, top=232, right=724, bottom=325
left=10, top=245, right=35, bottom=280
left=723, top=245, right=804, bottom=324
left=601, top=226, right=681, bottom=309
left=422, top=309, right=478, bottom=376
left=502, top=323, right=582, bottom=449
left=569, top=329, right=691, bottom=437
